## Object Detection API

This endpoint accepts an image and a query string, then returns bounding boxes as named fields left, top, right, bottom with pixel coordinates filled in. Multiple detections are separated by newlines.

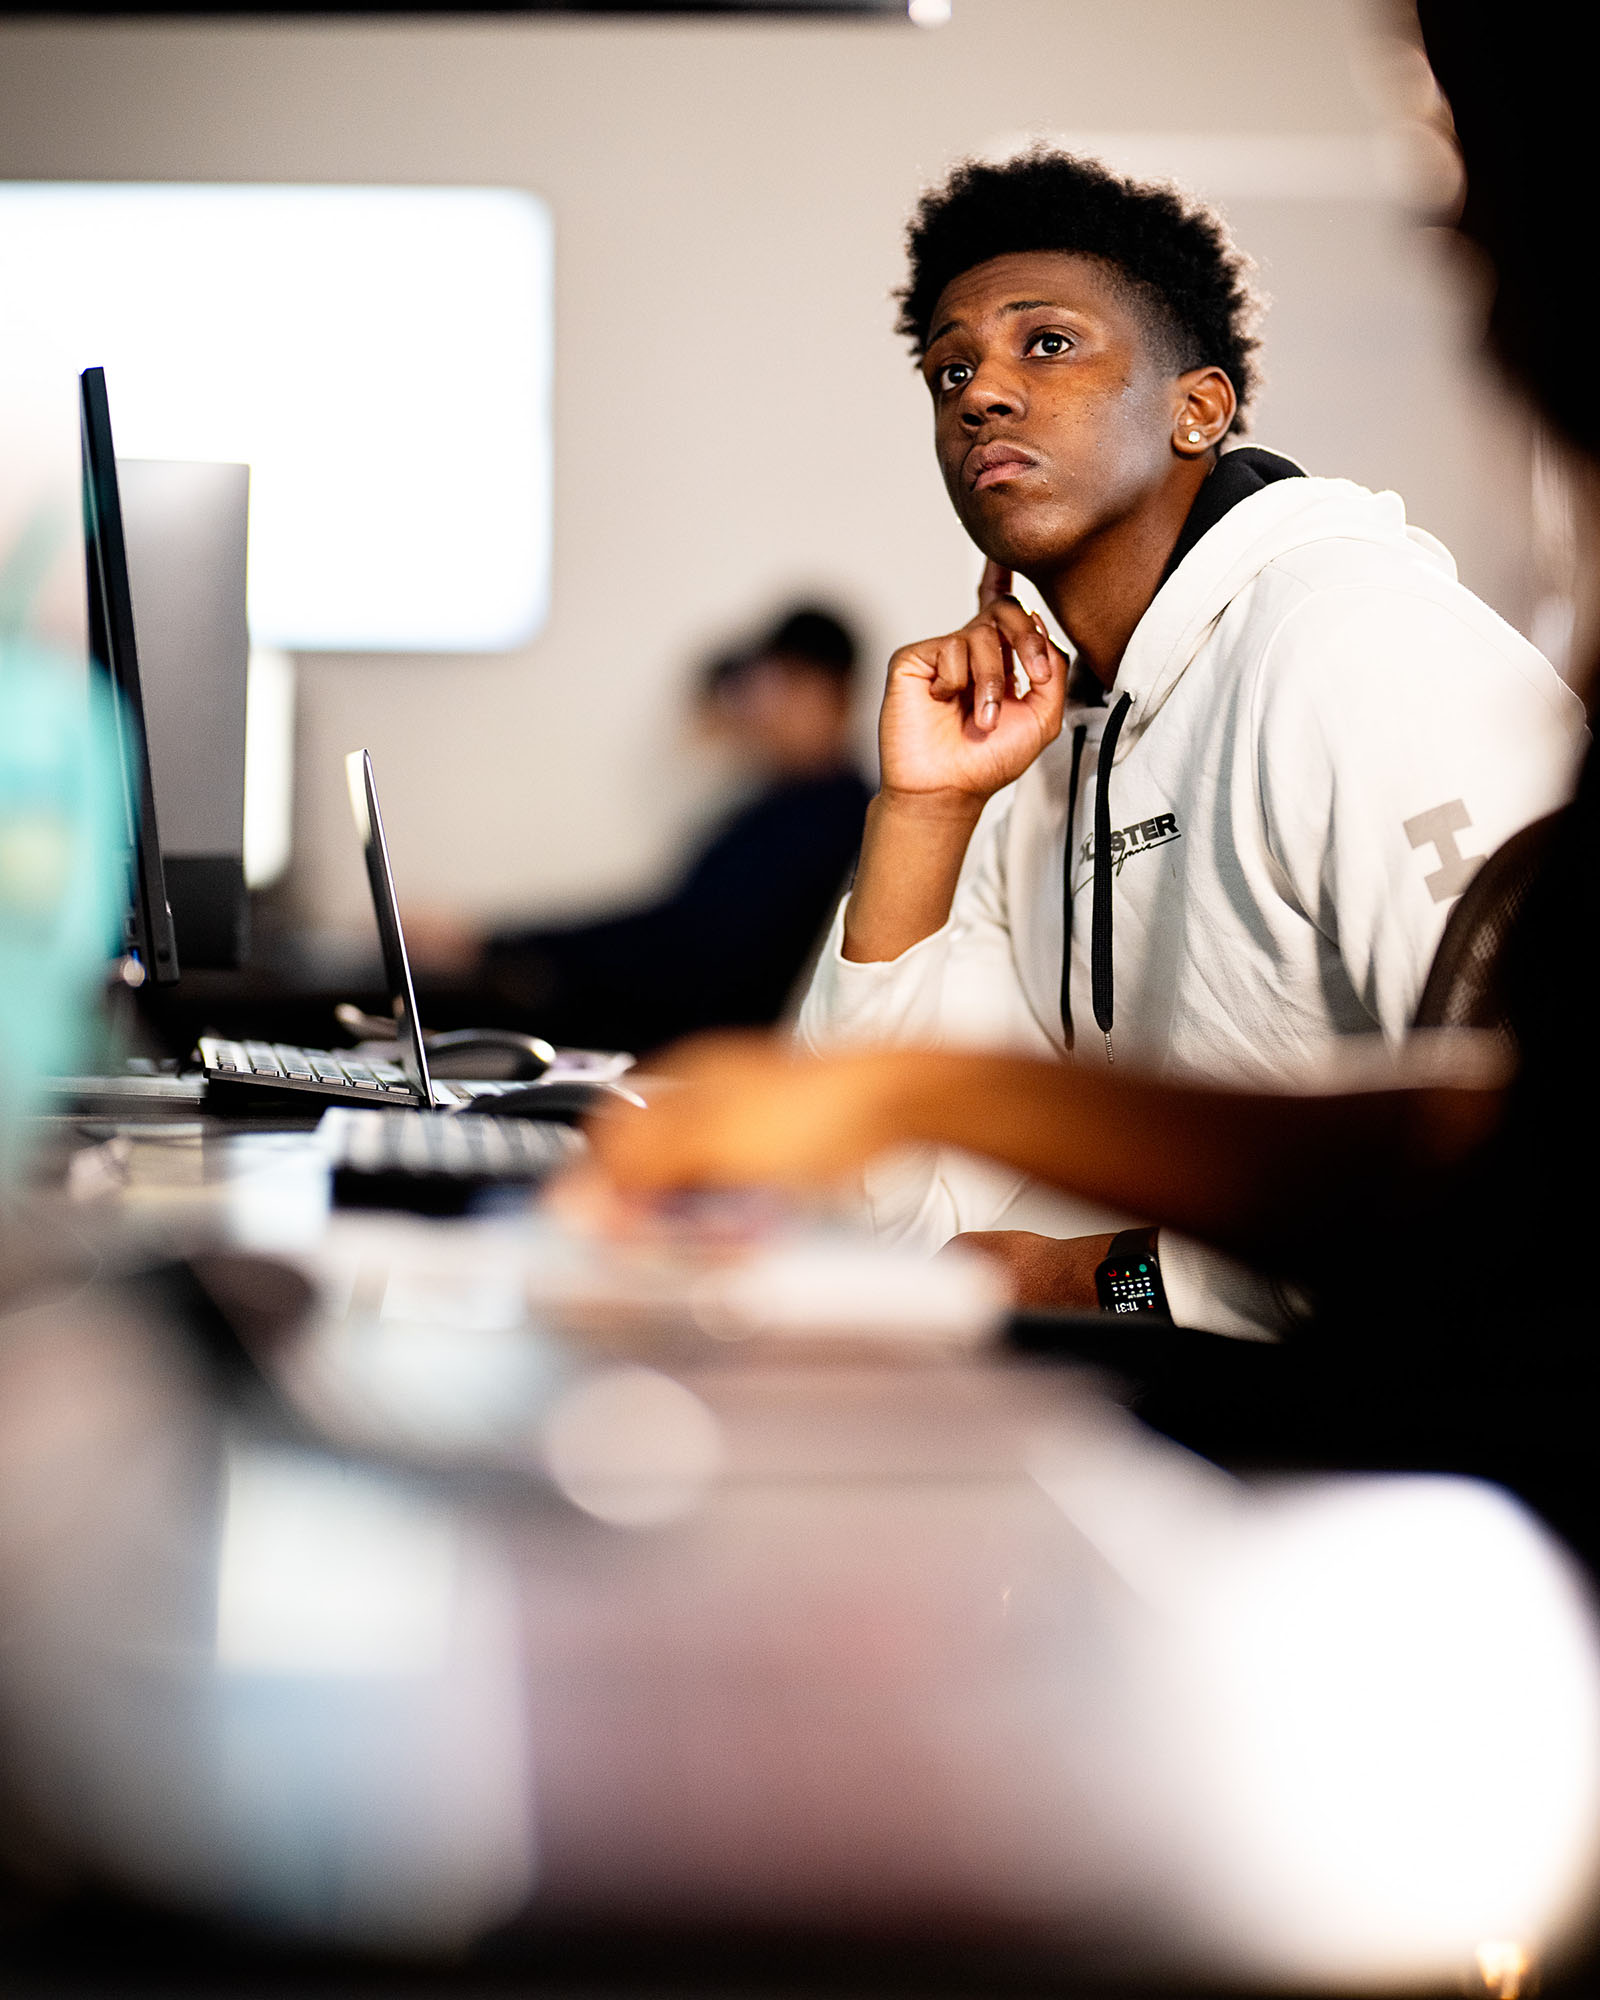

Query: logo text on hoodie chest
left=1080, top=811, right=1182, bottom=877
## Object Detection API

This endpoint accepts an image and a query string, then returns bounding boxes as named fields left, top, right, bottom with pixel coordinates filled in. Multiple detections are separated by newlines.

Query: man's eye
left=934, top=361, right=972, bottom=393
left=1027, top=331, right=1073, bottom=357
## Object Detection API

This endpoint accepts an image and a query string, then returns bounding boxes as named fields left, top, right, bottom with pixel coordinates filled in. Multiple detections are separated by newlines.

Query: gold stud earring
left=1186, top=428, right=1203, bottom=445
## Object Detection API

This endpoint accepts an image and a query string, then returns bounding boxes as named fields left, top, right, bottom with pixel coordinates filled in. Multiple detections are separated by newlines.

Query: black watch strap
left=1094, top=1226, right=1171, bottom=1317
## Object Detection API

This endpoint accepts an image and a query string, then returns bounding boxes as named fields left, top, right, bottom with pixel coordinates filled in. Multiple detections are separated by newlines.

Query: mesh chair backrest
left=1412, top=810, right=1560, bottom=1044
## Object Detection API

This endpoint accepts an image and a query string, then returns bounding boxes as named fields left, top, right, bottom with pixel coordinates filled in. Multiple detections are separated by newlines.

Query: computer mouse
left=459, top=1078, right=640, bottom=1123
left=425, top=1027, right=556, bottom=1080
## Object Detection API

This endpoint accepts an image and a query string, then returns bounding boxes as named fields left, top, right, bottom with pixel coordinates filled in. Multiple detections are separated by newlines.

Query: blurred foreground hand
left=584, top=1033, right=905, bottom=1196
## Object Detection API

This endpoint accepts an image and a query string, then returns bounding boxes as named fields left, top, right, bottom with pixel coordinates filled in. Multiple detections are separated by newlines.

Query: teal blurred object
left=0, top=638, right=123, bottom=1180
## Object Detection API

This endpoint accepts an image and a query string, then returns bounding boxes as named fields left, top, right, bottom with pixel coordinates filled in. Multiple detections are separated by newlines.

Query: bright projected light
left=0, top=184, right=552, bottom=652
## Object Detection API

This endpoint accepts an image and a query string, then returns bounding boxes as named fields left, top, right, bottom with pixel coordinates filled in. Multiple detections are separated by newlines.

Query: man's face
left=921, top=250, right=1187, bottom=576
left=712, top=657, right=850, bottom=775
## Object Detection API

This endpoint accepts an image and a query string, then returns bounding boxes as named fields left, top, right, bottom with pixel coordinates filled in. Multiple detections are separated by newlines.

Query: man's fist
left=877, top=565, right=1068, bottom=806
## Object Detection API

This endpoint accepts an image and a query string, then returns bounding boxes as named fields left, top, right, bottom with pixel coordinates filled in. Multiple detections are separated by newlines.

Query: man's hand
left=878, top=563, right=1068, bottom=807
left=842, top=565, right=1069, bottom=963
left=944, top=1230, right=1116, bottom=1310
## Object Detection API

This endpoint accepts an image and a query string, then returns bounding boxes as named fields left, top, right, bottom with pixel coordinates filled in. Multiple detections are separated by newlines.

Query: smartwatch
left=1094, top=1227, right=1171, bottom=1317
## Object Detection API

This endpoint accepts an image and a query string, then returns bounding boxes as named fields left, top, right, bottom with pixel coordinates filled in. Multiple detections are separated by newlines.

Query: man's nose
left=958, top=359, right=1024, bottom=428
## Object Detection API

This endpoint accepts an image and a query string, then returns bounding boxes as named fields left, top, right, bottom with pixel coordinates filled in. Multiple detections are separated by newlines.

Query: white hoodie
left=799, top=473, right=1588, bottom=1336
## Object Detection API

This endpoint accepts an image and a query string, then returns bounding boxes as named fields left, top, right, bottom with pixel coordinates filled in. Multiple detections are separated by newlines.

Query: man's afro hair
left=896, top=148, right=1263, bottom=432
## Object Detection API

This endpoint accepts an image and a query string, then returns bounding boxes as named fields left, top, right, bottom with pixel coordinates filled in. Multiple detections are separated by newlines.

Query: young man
left=795, top=149, right=1584, bottom=1334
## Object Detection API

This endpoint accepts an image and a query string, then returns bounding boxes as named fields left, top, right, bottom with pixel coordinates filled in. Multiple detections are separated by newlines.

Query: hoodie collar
left=1156, top=445, right=1305, bottom=591
left=1098, top=466, right=1457, bottom=752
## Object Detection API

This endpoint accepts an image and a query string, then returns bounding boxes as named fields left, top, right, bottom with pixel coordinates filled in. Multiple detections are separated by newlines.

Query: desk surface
left=4, top=1112, right=1598, bottom=1998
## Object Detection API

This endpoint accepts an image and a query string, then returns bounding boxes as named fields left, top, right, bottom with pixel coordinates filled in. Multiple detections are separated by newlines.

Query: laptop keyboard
left=319, top=1104, right=583, bottom=1214
left=200, top=1037, right=416, bottom=1097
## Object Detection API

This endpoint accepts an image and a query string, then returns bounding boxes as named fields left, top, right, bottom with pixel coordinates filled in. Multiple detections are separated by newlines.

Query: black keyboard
left=198, top=1037, right=620, bottom=1114
left=319, top=1105, right=584, bottom=1214
left=200, top=1036, right=418, bottom=1102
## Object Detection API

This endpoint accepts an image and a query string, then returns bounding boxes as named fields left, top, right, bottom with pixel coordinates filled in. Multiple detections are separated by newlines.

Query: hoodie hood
left=1104, top=472, right=1457, bottom=751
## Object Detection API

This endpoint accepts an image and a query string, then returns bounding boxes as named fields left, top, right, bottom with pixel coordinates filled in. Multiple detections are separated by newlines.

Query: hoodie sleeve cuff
left=796, top=897, right=955, bottom=1052
left=1156, top=1230, right=1308, bottom=1342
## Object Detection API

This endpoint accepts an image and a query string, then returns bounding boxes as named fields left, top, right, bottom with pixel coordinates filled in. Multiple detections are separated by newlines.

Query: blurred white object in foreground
left=1169, top=1477, right=1600, bottom=1987
left=1030, top=1425, right=1600, bottom=1987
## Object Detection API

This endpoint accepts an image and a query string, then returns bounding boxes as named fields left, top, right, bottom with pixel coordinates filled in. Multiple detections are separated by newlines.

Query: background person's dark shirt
left=482, top=768, right=870, bottom=1055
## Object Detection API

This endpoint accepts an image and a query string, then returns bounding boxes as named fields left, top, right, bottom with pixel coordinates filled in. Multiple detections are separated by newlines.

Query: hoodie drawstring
left=1062, top=692, right=1130, bottom=1064
left=1058, top=722, right=1089, bottom=1050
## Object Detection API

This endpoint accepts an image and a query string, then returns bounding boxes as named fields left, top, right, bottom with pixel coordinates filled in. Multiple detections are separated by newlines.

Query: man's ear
left=1172, top=366, right=1238, bottom=457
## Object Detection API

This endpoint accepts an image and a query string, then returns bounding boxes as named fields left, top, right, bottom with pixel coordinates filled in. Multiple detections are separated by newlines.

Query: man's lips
left=965, top=441, right=1039, bottom=492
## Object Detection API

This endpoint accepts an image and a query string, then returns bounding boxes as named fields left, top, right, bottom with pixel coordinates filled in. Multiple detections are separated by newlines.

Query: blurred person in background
left=588, top=0, right=1600, bottom=1582
left=411, top=606, right=870, bottom=1055
left=790, top=149, right=1582, bottom=1340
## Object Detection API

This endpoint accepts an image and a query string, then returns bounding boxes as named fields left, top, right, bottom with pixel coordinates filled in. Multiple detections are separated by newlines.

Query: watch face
left=1099, top=1257, right=1163, bottom=1315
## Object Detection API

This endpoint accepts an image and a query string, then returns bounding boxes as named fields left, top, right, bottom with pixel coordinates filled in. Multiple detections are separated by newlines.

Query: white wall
left=0, top=2, right=1537, bottom=951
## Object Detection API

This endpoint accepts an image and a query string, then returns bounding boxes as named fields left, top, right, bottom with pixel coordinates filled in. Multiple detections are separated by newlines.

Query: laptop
left=198, top=750, right=626, bottom=1111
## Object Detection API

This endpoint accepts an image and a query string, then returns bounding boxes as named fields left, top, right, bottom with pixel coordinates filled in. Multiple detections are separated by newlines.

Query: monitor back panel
left=119, top=459, right=251, bottom=970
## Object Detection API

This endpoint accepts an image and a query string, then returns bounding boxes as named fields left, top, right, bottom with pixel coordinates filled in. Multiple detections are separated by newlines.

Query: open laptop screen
left=344, top=749, right=435, bottom=1106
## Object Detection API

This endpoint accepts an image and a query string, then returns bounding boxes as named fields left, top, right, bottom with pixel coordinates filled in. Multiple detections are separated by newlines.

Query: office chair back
left=1412, top=810, right=1560, bottom=1044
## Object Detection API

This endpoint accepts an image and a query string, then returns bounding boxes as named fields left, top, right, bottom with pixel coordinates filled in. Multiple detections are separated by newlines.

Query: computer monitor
left=80, top=364, right=180, bottom=986
left=119, top=458, right=251, bottom=970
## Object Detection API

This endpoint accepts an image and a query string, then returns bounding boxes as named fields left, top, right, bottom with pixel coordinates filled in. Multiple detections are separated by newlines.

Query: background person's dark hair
left=896, top=148, right=1263, bottom=434
left=701, top=604, right=859, bottom=703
